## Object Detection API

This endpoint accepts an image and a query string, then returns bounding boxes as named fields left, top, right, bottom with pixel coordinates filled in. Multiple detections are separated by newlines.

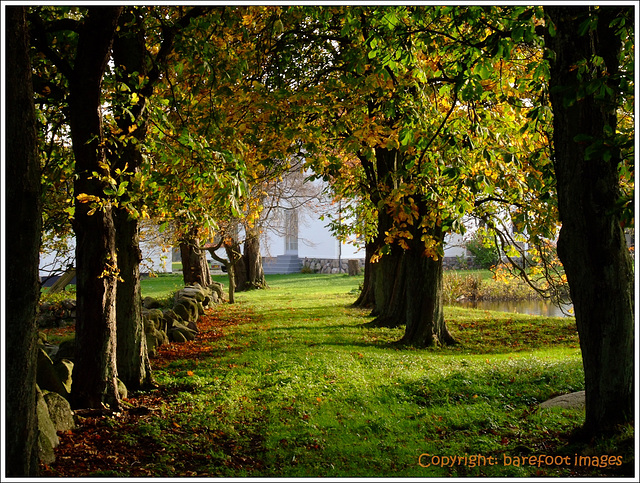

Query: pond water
left=451, top=299, right=574, bottom=318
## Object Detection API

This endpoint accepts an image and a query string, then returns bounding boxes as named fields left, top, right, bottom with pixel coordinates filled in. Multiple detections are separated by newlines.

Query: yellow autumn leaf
left=76, top=193, right=100, bottom=203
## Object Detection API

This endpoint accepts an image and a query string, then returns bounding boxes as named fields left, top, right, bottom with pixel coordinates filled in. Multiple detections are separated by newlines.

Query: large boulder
left=54, top=359, right=73, bottom=396
left=36, top=386, right=59, bottom=465
left=169, top=329, right=188, bottom=343
left=117, top=379, right=128, bottom=400
left=143, top=308, right=164, bottom=329
left=169, top=321, right=196, bottom=342
left=146, top=332, right=158, bottom=358
left=155, top=327, right=169, bottom=347
left=43, top=390, right=75, bottom=432
left=54, top=337, right=75, bottom=362
left=143, top=296, right=161, bottom=309
left=173, top=297, right=198, bottom=323
left=162, top=309, right=180, bottom=330
left=143, top=315, right=156, bottom=334
left=37, top=348, right=69, bottom=398
left=179, top=286, right=206, bottom=303
left=209, top=282, right=224, bottom=302
left=539, top=391, right=585, bottom=410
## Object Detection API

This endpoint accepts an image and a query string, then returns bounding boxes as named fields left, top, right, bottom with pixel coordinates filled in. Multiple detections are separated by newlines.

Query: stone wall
left=302, top=258, right=365, bottom=274
left=302, top=256, right=482, bottom=273
left=442, top=256, right=483, bottom=271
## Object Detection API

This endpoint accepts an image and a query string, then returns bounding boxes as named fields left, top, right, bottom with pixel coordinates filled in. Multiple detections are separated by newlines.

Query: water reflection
left=451, top=299, right=574, bottom=317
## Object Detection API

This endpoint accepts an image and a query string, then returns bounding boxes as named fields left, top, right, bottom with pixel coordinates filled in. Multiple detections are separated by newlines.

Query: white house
left=254, top=173, right=469, bottom=274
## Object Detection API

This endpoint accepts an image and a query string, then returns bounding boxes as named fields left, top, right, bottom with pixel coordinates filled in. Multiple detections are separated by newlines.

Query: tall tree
left=5, top=6, right=42, bottom=476
left=109, top=8, right=153, bottom=390
left=545, top=6, right=635, bottom=435
left=69, top=6, right=124, bottom=409
left=108, top=6, right=206, bottom=389
left=30, top=6, right=124, bottom=408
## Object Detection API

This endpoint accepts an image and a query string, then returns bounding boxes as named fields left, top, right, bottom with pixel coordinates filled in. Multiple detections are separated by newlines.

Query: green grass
left=140, top=273, right=185, bottom=298
left=38, top=273, right=627, bottom=477
left=115, top=273, right=633, bottom=478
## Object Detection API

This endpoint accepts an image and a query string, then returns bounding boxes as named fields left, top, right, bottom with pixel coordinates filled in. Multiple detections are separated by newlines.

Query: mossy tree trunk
left=180, top=226, right=212, bottom=287
left=69, top=7, right=123, bottom=410
left=5, top=6, right=42, bottom=476
left=111, top=8, right=153, bottom=391
left=545, top=5, right=634, bottom=435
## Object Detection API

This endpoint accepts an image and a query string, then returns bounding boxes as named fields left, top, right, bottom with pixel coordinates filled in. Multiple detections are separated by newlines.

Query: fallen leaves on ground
left=39, top=308, right=251, bottom=478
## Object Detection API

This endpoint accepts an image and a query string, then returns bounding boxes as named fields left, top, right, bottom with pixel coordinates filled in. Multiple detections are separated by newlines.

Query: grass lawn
left=42, top=273, right=634, bottom=478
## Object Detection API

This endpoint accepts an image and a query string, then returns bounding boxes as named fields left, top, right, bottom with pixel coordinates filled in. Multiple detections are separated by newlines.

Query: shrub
left=466, top=230, right=500, bottom=269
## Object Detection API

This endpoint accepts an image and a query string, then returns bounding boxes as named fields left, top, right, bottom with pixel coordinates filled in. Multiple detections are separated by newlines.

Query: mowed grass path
left=137, top=273, right=636, bottom=478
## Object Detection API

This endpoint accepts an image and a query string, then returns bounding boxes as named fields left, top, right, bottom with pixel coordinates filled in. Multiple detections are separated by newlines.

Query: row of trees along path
left=5, top=5, right=634, bottom=476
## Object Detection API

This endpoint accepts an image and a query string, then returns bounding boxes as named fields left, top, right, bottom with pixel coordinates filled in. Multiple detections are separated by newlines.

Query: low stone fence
left=302, top=258, right=365, bottom=274
left=301, top=256, right=483, bottom=273
left=442, top=256, right=483, bottom=271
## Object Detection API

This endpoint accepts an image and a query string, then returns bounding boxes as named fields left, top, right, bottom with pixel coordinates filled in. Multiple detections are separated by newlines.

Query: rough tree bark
left=180, top=226, right=212, bottom=286
left=400, top=226, right=456, bottom=346
left=352, top=241, right=376, bottom=308
left=545, top=6, right=634, bottom=435
left=361, top=148, right=455, bottom=347
left=111, top=9, right=153, bottom=391
left=5, top=6, right=42, bottom=476
left=69, top=6, right=123, bottom=410
left=238, top=225, right=266, bottom=291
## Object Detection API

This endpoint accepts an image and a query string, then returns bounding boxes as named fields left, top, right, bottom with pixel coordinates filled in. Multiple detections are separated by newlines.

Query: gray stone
left=143, top=315, right=156, bottom=334
left=539, top=391, right=585, bottom=410
left=169, top=329, right=188, bottom=343
left=155, top=328, right=169, bottom=347
left=171, top=321, right=197, bottom=341
left=210, top=282, right=224, bottom=301
left=43, top=390, right=75, bottom=432
left=143, top=296, right=161, bottom=309
left=54, top=337, right=75, bottom=362
left=174, top=297, right=198, bottom=323
left=37, top=348, right=68, bottom=398
left=61, top=299, right=76, bottom=310
left=162, top=309, right=179, bottom=330
left=54, top=359, right=73, bottom=396
left=146, top=308, right=164, bottom=325
left=180, top=287, right=206, bottom=302
left=42, top=343, right=59, bottom=360
left=37, top=386, right=59, bottom=464
left=117, top=379, right=128, bottom=400
left=196, top=301, right=205, bottom=316
left=146, top=332, right=158, bottom=357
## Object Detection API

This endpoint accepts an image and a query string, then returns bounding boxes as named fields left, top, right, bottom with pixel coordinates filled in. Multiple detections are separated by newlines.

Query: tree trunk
left=5, top=6, right=42, bottom=476
left=114, top=210, right=153, bottom=389
left=546, top=6, right=634, bottom=435
left=224, top=240, right=244, bottom=303
left=400, top=231, right=456, bottom=347
left=352, top=241, right=376, bottom=308
left=369, top=208, right=406, bottom=327
left=180, top=227, right=212, bottom=286
left=69, top=6, right=123, bottom=410
left=111, top=9, right=153, bottom=391
left=238, top=225, right=266, bottom=291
